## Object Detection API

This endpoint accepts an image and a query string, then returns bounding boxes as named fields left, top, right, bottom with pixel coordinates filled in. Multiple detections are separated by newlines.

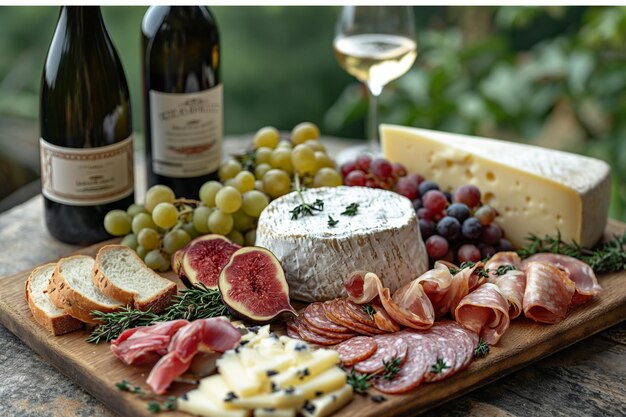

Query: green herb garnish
left=429, top=357, right=450, bottom=374
left=363, top=304, right=376, bottom=321
left=518, top=231, right=626, bottom=273
left=494, top=264, right=518, bottom=276
left=290, top=174, right=324, bottom=220
left=115, top=380, right=176, bottom=413
left=327, top=216, right=339, bottom=227
left=341, top=202, right=359, bottom=216
left=474, top=339, right=490, bottom=359
left=88, top=307, right=160, bottom=344
left=343, top=367, right=372, bottom=394
left=449, top=261, right=489, bottom=278
left=381, top=356, right=402, bottom=380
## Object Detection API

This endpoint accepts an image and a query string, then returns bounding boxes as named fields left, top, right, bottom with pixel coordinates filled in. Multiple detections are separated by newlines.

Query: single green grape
left=104, top=210, right=132, bottom=236
left=291, top=122, right=320, bottom=145
left=270, top=147, right=294, bottom=174
left=245, top=229, right=257, bottom=246
left=192, top=206, right=213, bottom=233
left=226, top=230, right=245, bottom=246
left=255, top=180, right=264, bottom=192
left=314, top=151, right=336, bottom=169
left=152, top=202, right=178, bottom=229
left=182, top=221, right=200, bottom=238
left=199, top=181, right=223, bottom=207
left=263, top=169, right=292, bottom=198
left=242, top=190, right=270, bottom=218
left=162, top=229, right=191, bottom=254
left=313, top=167, right=343, bottom=187
left=224, top=178, right=238, bottom=188
left=208, top=210, right=234, bottom=235
left=232, top=209, right=255, bottom=231
left=255, top=147, right=273, bottom=165
left=277, top=140, right=292, bottom=150
left=234, top=171, right=256, bottom=193
left=145, top=250, right=167, bottom=271
left=127, top=203, right=147, bottom=218
left=137, top=228, right=160, bottom=250
left=218, top=159, right=242, bottom=182
left=253, top=126, right=280, bottom=149
left=145, top=185, right=175, bottom=213
left=304, top=139, right=326, bottom=153
left=131, top=213, right=157, bottom=235
left=292, top=144, right=317, bottom=175
left=215, top=186, right=243, bottom=214
left=121, top=234, right=138, bottom=250
left=254, top=163, right=272, bottom=180
left=136, top=245, right=148, bottom=260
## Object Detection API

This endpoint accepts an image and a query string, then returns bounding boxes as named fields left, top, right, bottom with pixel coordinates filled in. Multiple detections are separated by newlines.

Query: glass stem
left=367, top=84, right=382, bottom=153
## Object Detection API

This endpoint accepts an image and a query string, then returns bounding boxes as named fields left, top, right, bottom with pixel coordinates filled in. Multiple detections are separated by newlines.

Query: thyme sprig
left=363, top=304, right=376, bottom=321
left=517, top=231, right=626, bottom=273
left=115, top=380, right=177, bottom=413
left=381, top=356, right=402, bottom=380
left=88, top=284, right=227, bottom=344
left=448, top=261, right=489, bottom=278
left=429, top=357, right=450, bottom=374
left=327, top=216, right=339, bottom=227
left=290, top=174, right=324, bottom=220
left=494, top=264, right=518, bottom=276
left=341, top=202, right=359, bottom=216
left=344, top=367, right=372, bottom=394
left=474, top=339, right=490, bottom=359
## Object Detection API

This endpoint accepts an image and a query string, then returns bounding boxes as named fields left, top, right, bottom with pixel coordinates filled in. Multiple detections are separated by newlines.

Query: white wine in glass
left=334, top=7, right=417, bottom=161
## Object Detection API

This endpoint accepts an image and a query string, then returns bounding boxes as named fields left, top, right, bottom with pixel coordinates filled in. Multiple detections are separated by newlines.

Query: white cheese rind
left=381, top=124, right=611, bottom=248
left=256, top=186, right=428, bottom=301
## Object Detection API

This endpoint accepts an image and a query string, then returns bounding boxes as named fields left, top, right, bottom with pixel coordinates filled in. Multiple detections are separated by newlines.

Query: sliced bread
left=93, top=245, right=177, bottom=313
left=47, top=255, right=123, bottom=324
left=25, top=263, right=83, bottom=336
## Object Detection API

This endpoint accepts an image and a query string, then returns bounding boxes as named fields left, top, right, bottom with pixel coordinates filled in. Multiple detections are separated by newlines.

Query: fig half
left=218, top=246, right=297, bottom=323
left=179, top=234, right=241, bottom=289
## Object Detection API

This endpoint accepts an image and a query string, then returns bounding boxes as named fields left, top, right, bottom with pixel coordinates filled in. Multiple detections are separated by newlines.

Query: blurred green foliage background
left=0, top=6, right=625, bottom=222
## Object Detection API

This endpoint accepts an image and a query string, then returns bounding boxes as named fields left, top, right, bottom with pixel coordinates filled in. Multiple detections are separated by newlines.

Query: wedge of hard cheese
left=381, top=124, right=611, bottom=248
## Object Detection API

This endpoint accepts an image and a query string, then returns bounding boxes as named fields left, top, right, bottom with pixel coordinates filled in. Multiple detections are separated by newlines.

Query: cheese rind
left=256, top=186, right=428, bottom=301
left=381, top=124, right=611, bottom=248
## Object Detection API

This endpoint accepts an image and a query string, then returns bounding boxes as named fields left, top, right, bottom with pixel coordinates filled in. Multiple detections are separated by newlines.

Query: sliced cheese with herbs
left=381, top=124, right=611, bottom=248
left=256, top=186, right=428, bottom=301
left=300, top=385, right=354, bottom=417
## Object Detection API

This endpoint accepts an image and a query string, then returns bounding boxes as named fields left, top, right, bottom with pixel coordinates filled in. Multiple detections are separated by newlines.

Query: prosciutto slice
left=486, top=252, right=526, bottom=319
left=524, top=253, right=601, bottom=305
left=111, top=320, right=189, bottom=366
left=454, top=282, right=510, bottom=345
left=523, top=262, right=576, bottom=324
left=147, top=317, right=241, bottom=394
left=344, top=271, right=381, bottom=304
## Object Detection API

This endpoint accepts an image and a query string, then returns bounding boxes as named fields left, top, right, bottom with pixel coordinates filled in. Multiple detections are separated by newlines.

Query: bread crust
left=93, top=245, right=177, bottom=313
left=48, top=255, right=122, bottom=324
left=25, top=263, right=83, bottom=336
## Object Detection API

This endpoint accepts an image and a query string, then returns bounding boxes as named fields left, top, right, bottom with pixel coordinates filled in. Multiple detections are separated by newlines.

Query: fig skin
left=178, top=234, right=241, bottom=289
left=218, top=246, right=297, bottom=324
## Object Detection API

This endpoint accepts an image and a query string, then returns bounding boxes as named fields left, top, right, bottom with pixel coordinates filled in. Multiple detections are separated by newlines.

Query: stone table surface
left=1, top=135, right=625, bottom=417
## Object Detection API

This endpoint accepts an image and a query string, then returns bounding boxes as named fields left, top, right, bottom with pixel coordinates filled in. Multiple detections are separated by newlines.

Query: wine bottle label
left=39, top=136, right=134, bottom=206
left=149, top=85, right=223, bottom=178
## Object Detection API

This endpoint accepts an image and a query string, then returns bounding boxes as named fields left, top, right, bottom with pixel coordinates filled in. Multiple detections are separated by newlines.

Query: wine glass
left=333, top=6, right=417, bottom=162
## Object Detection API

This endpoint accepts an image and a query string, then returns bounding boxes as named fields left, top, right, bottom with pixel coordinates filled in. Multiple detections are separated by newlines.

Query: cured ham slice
left=371, top=299, right=402, bottom=332
left=486, top=252, right=526, bottom=319
left=146, top=317, right=241, bottom=394
left=111, top=320, right=189, bottom=366
left=454, top=283, right=510, bottom=345
left=524, top=253, right=601, bottom=305
left=523, top=262, right=576, bottom=324
left=344, top=271, right=380, bottom=304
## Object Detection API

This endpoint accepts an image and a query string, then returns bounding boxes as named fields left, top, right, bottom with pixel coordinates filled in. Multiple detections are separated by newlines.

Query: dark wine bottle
left=141, top=6, right=222, bottom=197
left=40, top=6, right=134, bottom=245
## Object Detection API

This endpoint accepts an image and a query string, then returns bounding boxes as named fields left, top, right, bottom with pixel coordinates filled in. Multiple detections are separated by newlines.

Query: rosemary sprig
left=327, top=216, right=339, bottom=227
left=290, top=174, right=324, bottom=220
left=448, top=261, right=489, bottom=278
left=341, top=202, right=359, bottom=216
left=88, top=284, right=227, bottom=343
left=363, top=304, right=376, bottom=321
left=344, top=367, right=372, bottom=394
left=474, top=339, right=490, bottom=359
left=517, top=231, right=626, bottom=273
left=494, top=264, right=518, bottom=276
left=381, top=356, right=402, bottom=380
left=429, top=357, right=450, bottom=374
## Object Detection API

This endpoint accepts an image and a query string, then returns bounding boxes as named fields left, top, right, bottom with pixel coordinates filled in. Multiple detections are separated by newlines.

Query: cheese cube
left=270, top=349, right=339, bottom=388
left=178, top=388, right=249, bottom=417
left=381, top=124, right=611, bottom=248
left=292, top=367, right=347, bottom=400
left=227, top=389, right=305, bottom=410
left=217, top=351, right=265, bottom=397
left=300, top=385, right=354, bottom=417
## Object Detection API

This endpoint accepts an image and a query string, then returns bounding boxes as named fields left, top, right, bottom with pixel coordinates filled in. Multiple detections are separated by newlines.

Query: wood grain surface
left=0, top=222, right=625, bottom=417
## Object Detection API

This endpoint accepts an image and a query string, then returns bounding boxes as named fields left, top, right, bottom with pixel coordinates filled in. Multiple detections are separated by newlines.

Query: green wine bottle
left=40, top=6, right=134, bottom=244
left=142, top=6, right=222, bottom=198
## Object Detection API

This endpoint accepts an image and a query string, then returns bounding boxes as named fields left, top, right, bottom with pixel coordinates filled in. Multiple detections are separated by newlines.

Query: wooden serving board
left=1, top=222, right=625, bottom=417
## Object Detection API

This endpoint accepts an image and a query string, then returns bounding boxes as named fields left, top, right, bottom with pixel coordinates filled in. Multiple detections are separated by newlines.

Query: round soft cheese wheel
left=255, top=186, right=428, bottom=301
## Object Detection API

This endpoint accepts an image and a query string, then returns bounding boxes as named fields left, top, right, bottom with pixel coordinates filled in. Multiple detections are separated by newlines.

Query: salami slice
left=290, top=317, right=344, bottom=346
left=354, top=335, right=407, bottom=374
left=342, top=300, right=386, bottom=334
left=429, top=321, right=475, bottom=373
left=523, top=262, right=576, bottom=324
left=373, top=341, right=430, bottom=394
left=305, top=324, right=357, bottom=341
left=335, top=336, right=378, bottom=366
left=302, top=302, right=354, bottom=333
left=420, top=329, right=458, bottom=382
left=285, top=319, right=302, bottom=340
left=323, top=300, right=379, bottom=336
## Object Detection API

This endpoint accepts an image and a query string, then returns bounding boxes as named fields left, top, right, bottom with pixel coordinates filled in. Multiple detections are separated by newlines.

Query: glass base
left=336, top=144, right=383, bottom=166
